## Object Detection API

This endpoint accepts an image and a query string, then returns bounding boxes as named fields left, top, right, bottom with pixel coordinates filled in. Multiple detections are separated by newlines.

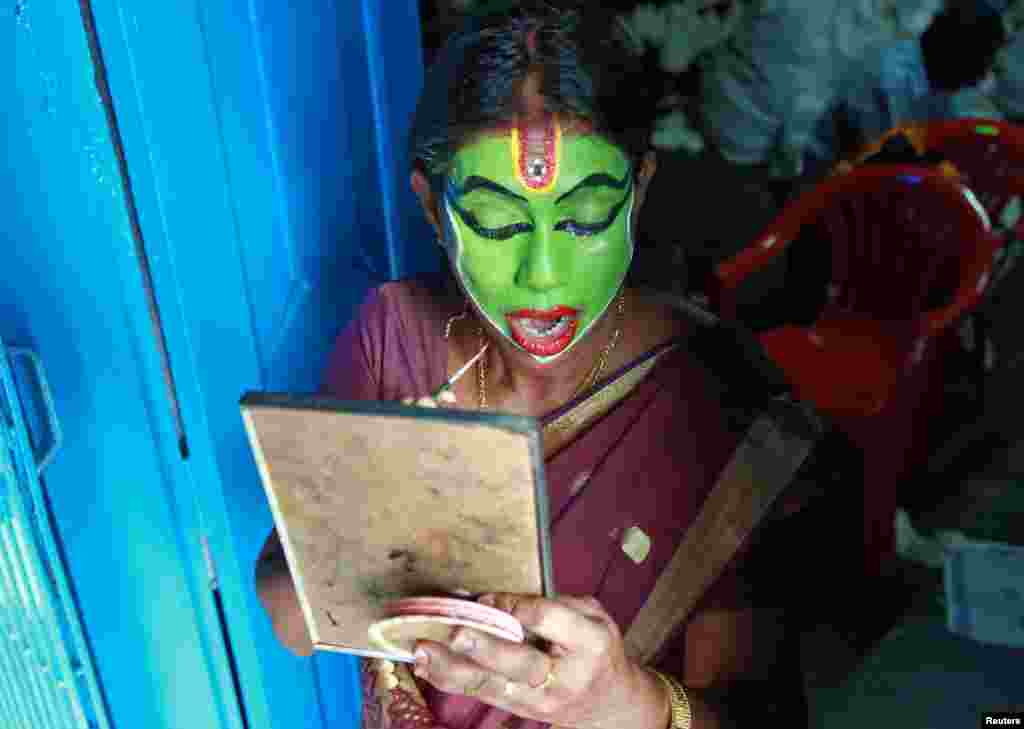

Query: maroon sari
left=321, top=275, right=751, bottom=729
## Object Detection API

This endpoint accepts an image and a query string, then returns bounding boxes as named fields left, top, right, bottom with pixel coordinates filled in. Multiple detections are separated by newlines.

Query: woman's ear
left=632, top=150, right=658, bottom=218
left=637, top=150, right=658, bottom=195
left=411, top=169, right=444, bottom=240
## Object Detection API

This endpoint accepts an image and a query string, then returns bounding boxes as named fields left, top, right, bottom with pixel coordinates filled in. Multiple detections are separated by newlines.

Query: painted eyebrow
left=453, top=170, right=632, bottom=204
left=456, top=176, right=529, bottom=203
left=555, top=171, right=631, bottom=204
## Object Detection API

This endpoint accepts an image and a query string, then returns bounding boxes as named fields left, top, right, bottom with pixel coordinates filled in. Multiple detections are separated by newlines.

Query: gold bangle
left=650, top=670, right=692, bottom=729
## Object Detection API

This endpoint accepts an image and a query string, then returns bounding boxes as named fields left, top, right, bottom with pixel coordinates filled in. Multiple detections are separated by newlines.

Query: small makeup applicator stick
left=430, top=343, right=489, bottom=401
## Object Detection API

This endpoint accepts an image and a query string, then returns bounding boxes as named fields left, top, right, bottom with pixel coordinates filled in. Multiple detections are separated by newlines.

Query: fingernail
left=414, top=646, right=430, bottom=668
left=439, top=390, right=457, bottom=404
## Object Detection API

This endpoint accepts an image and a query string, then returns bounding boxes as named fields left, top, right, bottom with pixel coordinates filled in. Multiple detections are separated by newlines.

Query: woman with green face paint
left=256, top=4, right=806, bottom=729
left=440, top=120, right=637, bottom=364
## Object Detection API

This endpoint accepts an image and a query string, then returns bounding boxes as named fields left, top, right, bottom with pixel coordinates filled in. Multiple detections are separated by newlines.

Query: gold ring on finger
left=532, top=670, right=556, bottom=691
left=464, top=676, right=488, bottom=697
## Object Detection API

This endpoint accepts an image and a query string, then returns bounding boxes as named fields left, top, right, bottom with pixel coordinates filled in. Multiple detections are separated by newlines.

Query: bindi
left=511, top=112, right=560, bottom=192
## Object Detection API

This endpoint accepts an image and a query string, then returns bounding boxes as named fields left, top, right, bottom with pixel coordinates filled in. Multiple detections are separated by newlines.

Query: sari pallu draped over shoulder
left=321, top=276, right=751, bottom=729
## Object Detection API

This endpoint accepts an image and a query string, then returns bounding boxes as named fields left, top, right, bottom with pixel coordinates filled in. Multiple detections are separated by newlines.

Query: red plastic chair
left=852, top=120, right=1024, bottom=390
left=712, top=165, right=999, bottom=578
left=852, top=119, right=1024, bottom=237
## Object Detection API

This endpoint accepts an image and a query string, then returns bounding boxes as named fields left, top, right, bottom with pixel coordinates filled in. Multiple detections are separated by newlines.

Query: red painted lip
left=507, top=305, right=579, bottom=321
left=506, top=307, right=580, bottom=356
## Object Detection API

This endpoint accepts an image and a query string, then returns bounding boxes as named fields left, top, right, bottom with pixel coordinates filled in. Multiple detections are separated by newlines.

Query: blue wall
left=3, top=1, right=432, bottom=726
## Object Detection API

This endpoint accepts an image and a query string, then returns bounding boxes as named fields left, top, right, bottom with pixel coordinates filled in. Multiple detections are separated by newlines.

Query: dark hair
left=409, top=1, right=662, bottom=185
left=921, top=6, right=1007, bottom=92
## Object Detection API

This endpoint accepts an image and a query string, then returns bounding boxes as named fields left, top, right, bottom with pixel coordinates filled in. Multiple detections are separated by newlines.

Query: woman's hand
left=410, top=593, right=668, bottom=729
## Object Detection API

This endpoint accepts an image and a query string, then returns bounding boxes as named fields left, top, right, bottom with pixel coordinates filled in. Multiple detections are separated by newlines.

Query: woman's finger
left=483, top=593, right=610, bottom=627
left=550, top=595, right=614, bottom=625
left=549, top=594, right=604, bottom=615
left=488, top=595, right=608, bottom=656
left=443, top=626, right=552, bottom=689
left=413, top=641, right=511, bottom=706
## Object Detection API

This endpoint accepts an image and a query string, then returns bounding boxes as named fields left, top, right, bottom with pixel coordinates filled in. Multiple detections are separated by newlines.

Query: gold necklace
left=476, top=292, right=626, bottom=411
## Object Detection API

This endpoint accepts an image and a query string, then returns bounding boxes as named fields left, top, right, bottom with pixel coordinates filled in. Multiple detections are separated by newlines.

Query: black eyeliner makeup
left=445, top=166, right=632, bottom=240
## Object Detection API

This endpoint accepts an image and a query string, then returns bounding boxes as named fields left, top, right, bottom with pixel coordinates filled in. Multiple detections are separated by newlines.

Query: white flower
left=622, top=3, right=669, bottom=49
left=889, top=0, right=943, bottom=38
left=1007, top=0, right=1024, bottom=34
left=651, top=110, right=706, bottom=153
left=659, top=0, right=745, bottom=73
left=621, top=1, right=745, bottom=72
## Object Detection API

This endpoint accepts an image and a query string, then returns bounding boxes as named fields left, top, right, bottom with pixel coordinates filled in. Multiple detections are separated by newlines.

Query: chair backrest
left=929, top=119, right=1024, bottom=225
left=717, top=165, right=994, bottom=330
left=820, top=173, right=968, bottom=321
left=853, top=119, right=1024, bottom=226
left=921, top=120, right=1024, bottom=227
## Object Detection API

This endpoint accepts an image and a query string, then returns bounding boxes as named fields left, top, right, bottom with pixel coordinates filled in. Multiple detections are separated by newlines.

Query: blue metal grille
left=0, top=339, right=111, bottom=729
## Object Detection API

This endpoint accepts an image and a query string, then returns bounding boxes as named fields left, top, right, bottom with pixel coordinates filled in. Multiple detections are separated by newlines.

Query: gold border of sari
left=541, top=340, right=681, bottom=458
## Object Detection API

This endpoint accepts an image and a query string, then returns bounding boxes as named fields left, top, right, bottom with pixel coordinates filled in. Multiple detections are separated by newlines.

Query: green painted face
left=441, top=117, right=634, bottom=363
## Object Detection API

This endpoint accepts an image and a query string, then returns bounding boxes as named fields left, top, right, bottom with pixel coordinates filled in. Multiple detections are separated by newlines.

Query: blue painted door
left=4, top=1, right=431, bottom=727
left=0, top=342, right=113, bottom=729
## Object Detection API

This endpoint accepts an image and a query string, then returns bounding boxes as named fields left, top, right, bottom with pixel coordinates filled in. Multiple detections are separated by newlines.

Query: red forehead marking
left=516, top=112, right=558, bottom=190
